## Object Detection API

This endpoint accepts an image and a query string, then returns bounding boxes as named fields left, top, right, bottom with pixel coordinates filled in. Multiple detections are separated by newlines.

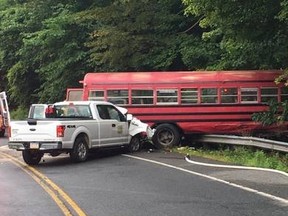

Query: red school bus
left=77, top=70, right=288, bottom=148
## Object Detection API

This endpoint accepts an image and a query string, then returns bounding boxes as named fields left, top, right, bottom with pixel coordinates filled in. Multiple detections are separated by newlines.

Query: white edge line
left=122, top=154, right=288, bottom=206
left=184, top=155, right=288, bottom=177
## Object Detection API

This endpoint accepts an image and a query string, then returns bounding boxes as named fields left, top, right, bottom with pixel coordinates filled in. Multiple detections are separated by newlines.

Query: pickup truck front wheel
left=22, top=150, right=43, bottom=165
left=127, top=136, right=141, bottom=153
left=70, top=137, right=89, bottom=162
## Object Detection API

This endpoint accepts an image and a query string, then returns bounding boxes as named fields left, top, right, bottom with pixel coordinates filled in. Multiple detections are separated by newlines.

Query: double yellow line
left=0, top=152, right=87, bottom=216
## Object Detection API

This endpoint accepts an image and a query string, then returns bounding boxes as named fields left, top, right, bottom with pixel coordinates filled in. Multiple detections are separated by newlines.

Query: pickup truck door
left=96, top=104, right=129, bottom=146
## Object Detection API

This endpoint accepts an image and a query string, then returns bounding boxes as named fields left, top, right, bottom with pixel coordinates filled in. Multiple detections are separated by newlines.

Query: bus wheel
left=152, top=124, right=180, bottom=149
left=22, top=150, right=43, bottom=165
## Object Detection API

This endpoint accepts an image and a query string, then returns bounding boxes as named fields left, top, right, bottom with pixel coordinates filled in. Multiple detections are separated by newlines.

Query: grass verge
left=173, top=145, right=288, bottom=173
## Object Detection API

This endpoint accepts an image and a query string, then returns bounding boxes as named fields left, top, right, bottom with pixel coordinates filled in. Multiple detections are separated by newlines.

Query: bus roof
left=81, top=70, right=283, bottom=86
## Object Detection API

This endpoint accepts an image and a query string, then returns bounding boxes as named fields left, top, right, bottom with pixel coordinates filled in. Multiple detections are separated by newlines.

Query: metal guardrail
left=194, top=134, right=288, bottom=153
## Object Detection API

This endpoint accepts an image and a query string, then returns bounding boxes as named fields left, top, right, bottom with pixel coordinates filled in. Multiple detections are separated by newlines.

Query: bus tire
left=70, top=136, right=89, bottom=162
left=152, top=124, right=180, bottom=149
left=22, top=150, right=43, bottom=165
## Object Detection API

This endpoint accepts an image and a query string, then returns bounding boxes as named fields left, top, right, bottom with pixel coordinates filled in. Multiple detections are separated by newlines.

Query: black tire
left=127, top=136, right=142, bottom=153
left=22, top=150, right=43, bottom=165
left=70, top=136, right=89, bottom=162
left=152, top=124, right=180, bottom=149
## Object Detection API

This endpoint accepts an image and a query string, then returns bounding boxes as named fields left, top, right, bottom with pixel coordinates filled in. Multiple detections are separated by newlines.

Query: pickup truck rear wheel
left=22, top=150, right=43, bottom=165
left=70, top=137, right=88, bottom=162
left=127, top=136, right=141, bottom=153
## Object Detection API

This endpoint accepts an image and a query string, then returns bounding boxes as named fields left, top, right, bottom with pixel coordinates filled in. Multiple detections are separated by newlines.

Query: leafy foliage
left=1, top=0, right=288, bottom=108
left=82, top=0, right=198, bottom=71
left=182, top=0, right=288, bottom=69
left=252, top=100, right=288, bottom=126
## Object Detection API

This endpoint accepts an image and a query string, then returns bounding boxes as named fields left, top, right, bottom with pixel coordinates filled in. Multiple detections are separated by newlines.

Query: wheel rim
left=77, top=142, right=87, bottom=159
left=157, top=129, right=174, bottom=146
left=130, top=137, right=140, bottom=152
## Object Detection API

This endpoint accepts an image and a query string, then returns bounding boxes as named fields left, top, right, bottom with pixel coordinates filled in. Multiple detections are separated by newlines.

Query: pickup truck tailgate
left=9, top=120, right=60, bottom=142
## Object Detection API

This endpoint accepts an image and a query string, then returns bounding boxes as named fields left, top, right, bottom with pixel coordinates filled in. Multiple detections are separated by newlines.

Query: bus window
left=157, top=89, right=178, bottom=104
left=107, top=90, right=128, bottom=105
left=66, top=88, right=83, bottom=101
left=221, top=88, right=237, bottom=103
left=131, top=90, right=153, bottom=105
left=181, top=88, right=198, bottom=104
left=261, top=87, right=278, bottom=103
left=201, top=88, right=217, bottom=104
left=281, top=87, right=288, bottom=101
left=241, top=88, right=258, bottom=103
left=89, top=90, right=105, bottom=101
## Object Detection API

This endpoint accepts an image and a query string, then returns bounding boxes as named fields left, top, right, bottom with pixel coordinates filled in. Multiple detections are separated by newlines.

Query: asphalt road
left=0, top=136, right=287, bottom=216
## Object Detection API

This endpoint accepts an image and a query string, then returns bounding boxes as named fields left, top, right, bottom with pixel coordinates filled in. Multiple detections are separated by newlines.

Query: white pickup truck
left=8, top=101, right=153, bottom=165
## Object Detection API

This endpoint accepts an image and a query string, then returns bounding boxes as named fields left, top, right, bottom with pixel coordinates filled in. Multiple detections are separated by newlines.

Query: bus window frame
left=88, top=90, right=105, bottom=101
left=200, top=88, right=218, bottom=104
left=131, top=89, right=154, bottom=105
left=220, top=87, right=238, bottom=104
left=107, top=89, right=129, bottom=105
left=260, top=87, right=278, bottom=103
left=156, top=89, right=178, bottom=105
left=240, top=87, right=258, bottom=104
left=181, top=88, right=199, bottom=104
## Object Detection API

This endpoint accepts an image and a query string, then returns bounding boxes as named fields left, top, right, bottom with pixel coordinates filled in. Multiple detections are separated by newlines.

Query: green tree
left=82, top=0, right=208, bottom=71
left=0, top=0, right=96, bottom=105
left=21, top=1, right=91, bottom=103
left=182, top=0, right=288, bottom=69
left=275, top=0, right=288, bottom=85
left=0, top=0, right=38, bottom=106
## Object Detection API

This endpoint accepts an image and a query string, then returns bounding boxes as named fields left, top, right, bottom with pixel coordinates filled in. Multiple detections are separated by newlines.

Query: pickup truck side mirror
left=126, top=114, right=133, bottom=121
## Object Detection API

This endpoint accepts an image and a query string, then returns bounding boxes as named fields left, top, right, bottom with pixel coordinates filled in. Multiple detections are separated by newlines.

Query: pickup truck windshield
left=54, top=105, right=92, bottom=118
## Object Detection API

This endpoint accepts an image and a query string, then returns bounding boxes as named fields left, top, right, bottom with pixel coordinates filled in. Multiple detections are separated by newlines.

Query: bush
left=252, top=100, right=288, bottom=126
left=10, top=106, right=29, bottom=120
